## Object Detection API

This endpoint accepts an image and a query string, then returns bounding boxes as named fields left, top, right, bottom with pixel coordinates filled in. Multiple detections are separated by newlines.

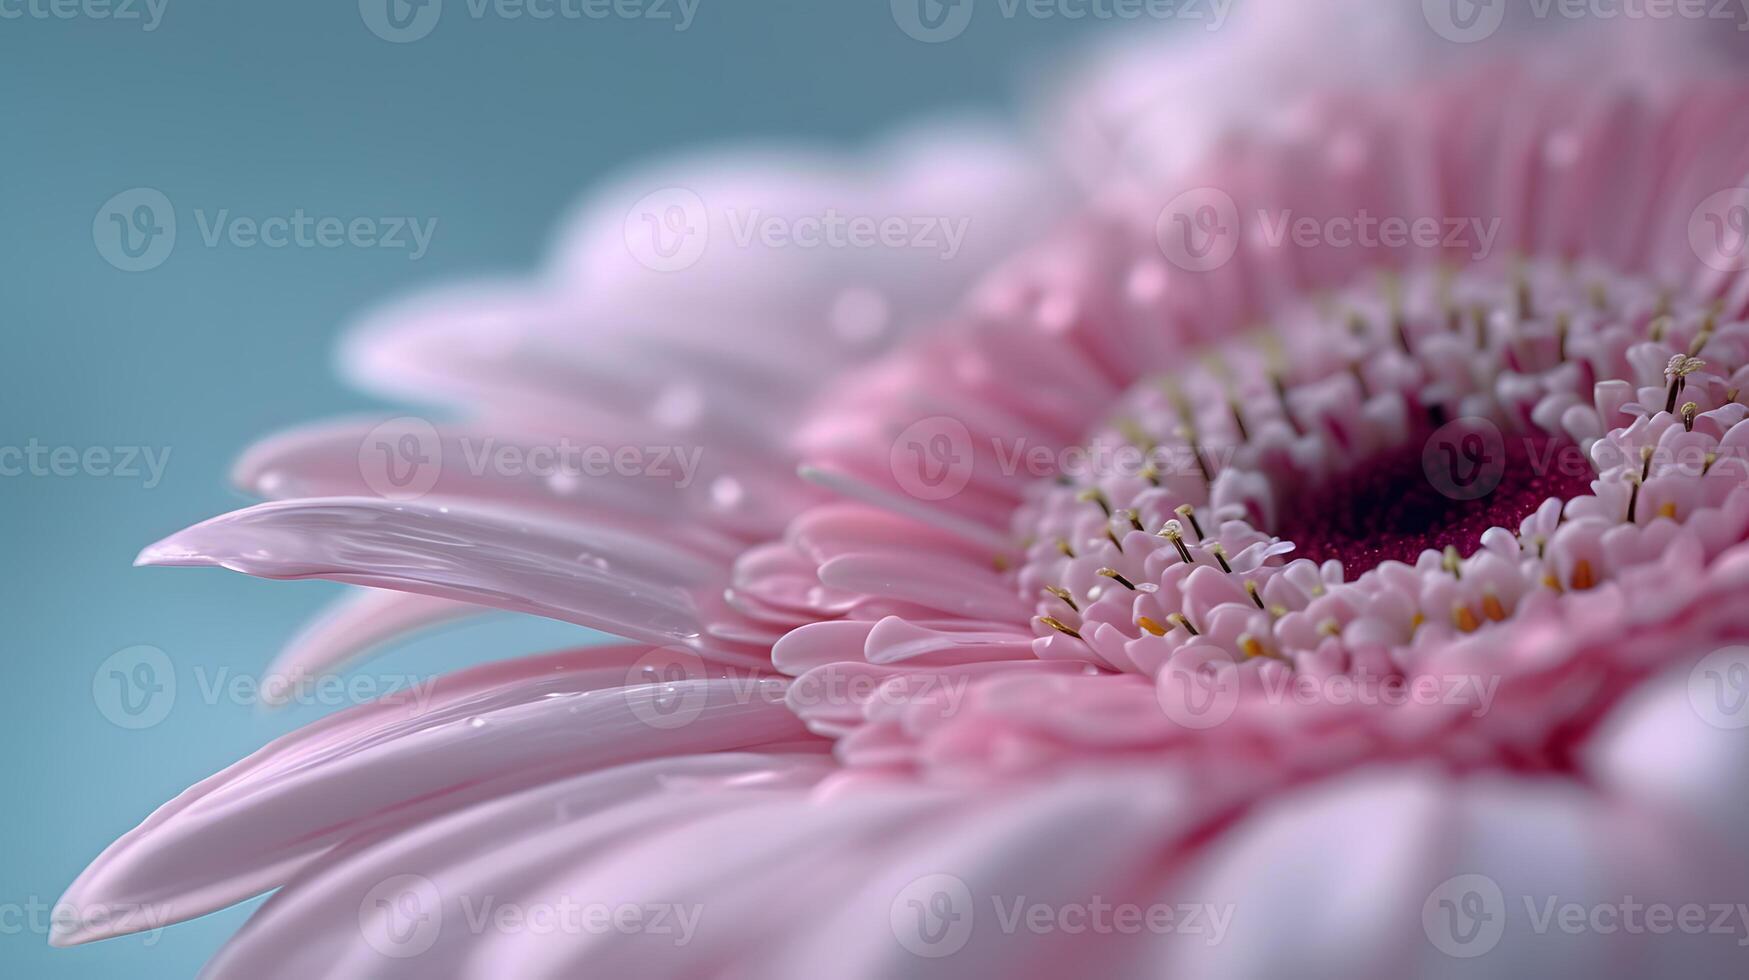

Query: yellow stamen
left=1174, top=504, right=1204, bottom=541
left=1159, top=521, right=1195, bottom=564
left=1209, top=543, right=1232, bottom=573
left=1452, top=603, right=1480, bottom=633
left=1039, top=616, right=1082, bottom=640
left=1238, top=633, right=1270, bottom=660
left=1077, top=487, right=1113, bottom=517
left=1096, top=567, right=1137, bottom=591
left=1481, top=591, right=1508, bottom=622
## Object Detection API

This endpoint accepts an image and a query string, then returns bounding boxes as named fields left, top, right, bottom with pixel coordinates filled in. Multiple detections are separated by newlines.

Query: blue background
left=0, top=3, right=1105, bottom=975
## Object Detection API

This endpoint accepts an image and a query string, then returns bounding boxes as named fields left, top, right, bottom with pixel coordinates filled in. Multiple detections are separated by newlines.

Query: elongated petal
left=136, top=497, right=724, bottom=652
left=53, top=646, right=815, bottom=945
left=202, top=753, right=834, bottom=978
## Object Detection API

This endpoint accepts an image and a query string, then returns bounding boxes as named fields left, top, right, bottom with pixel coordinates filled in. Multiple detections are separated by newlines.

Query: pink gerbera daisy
left=59, top=9, right=1749, bottom=978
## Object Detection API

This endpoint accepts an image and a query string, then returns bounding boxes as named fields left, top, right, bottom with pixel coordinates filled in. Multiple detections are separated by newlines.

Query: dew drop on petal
left=710, top=475, right=745, bottom=512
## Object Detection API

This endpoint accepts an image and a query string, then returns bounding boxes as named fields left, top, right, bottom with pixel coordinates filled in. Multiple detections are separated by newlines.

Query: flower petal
left=53, top=646, right=816, bottom=945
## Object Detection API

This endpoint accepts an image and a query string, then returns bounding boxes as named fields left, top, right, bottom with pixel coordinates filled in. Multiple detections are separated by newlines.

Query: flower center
left=1272, top=426, right=1592, bottom=572
left=1009, top=261, right=1737, bottom=674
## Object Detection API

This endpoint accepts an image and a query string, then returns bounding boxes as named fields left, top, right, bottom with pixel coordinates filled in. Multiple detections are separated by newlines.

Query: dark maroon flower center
left=1273, top=425, right=1593, bottom=572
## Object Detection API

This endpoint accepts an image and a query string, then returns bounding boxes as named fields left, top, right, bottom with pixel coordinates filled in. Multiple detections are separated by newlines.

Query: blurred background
left=0, top=3, right=1112, bottom=975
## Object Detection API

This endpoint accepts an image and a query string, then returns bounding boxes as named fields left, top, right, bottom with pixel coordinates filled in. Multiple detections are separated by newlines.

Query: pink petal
left=135, top=497, right=730, bottom=655
left=53, top=646, right=815, bottom=945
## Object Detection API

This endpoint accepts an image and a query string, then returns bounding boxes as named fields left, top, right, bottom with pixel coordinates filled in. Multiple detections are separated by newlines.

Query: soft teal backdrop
left=0, top=3, right=1105, bottom=976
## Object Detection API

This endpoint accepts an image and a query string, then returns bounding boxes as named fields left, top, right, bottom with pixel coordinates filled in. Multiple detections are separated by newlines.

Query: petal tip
left=134, top=535, right=211, bottom=568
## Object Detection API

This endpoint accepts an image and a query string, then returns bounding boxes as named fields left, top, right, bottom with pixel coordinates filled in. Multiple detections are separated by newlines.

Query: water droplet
left=709, top=476, right=745, bottom=511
